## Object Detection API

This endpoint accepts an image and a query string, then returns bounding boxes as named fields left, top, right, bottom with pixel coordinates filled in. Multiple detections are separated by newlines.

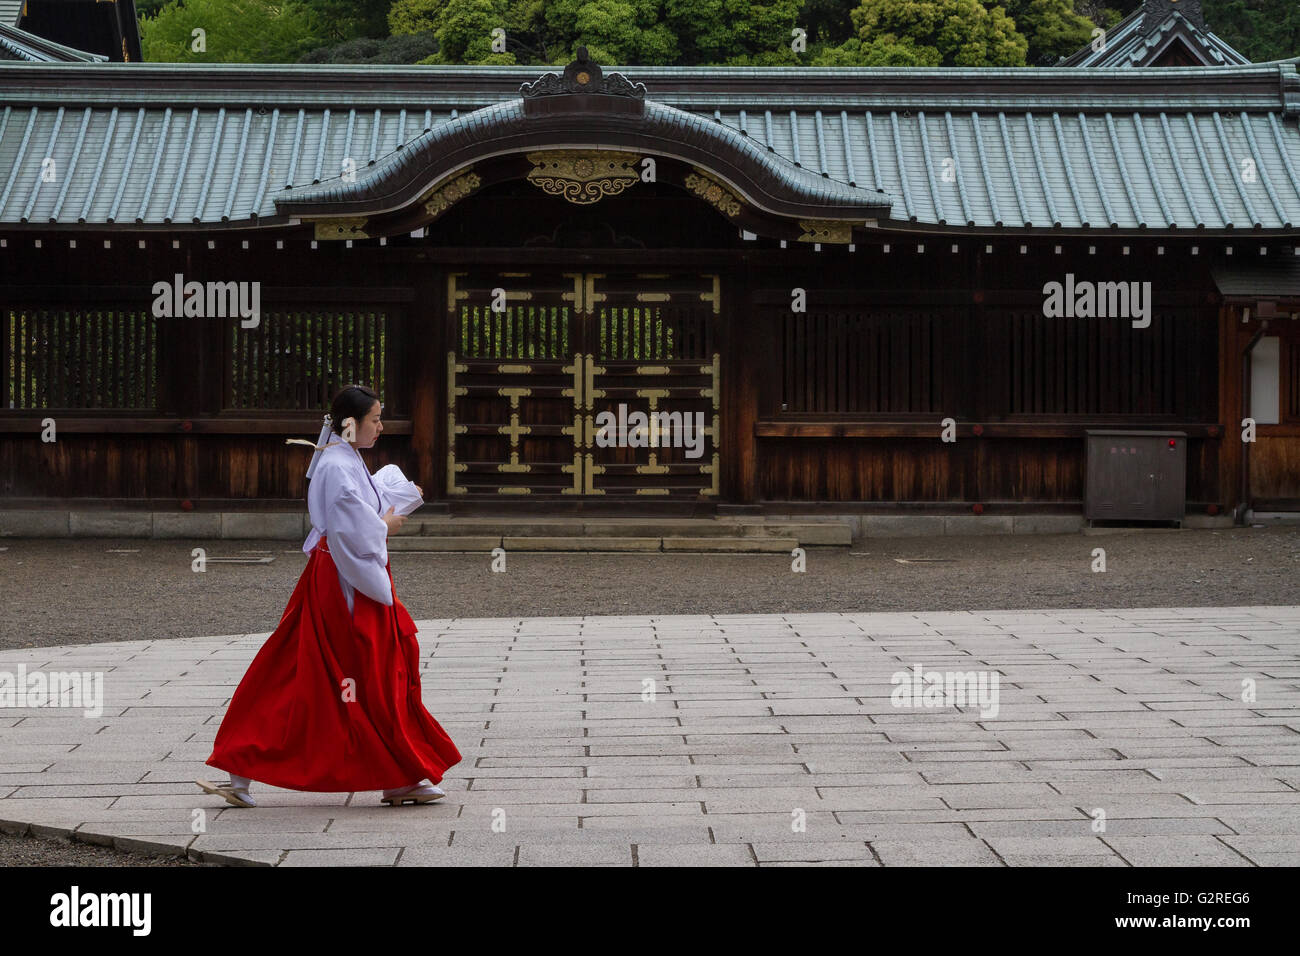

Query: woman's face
left=351, top=400, right=383, bottom=448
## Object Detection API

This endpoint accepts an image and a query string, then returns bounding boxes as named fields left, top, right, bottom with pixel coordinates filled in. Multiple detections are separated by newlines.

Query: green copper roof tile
left=1186, top=111, right=1229, bottom=226
left=79, top=105, right=115, bottom=223
left=51, top=106, right=90, bottom=221
left=1240, top=111, right=1290, bottom=227
left=0, top=107, right=37, bottom=216
left=2, top=61, right=1299, bottom=233
left=1267, top=113, right=1300, bottom=202
left=1076, top=114, right=1115, bottom=227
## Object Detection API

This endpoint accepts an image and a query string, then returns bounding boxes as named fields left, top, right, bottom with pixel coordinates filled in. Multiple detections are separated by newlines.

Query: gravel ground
left=1, top=525, right=1297, bottom=867
left=0, top=827, right=202, bottom=866
left=0, top=527, right=1297, bottom=650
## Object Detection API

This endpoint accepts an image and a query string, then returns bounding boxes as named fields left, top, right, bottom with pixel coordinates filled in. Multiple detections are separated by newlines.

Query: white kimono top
left=302, top=438, right=423, bottom=614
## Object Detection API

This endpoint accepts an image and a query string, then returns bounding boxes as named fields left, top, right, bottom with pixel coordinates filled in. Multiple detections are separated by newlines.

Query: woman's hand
left=414, top=484, right=423, bottom=498
left=381, top=505, right=406, bottom=535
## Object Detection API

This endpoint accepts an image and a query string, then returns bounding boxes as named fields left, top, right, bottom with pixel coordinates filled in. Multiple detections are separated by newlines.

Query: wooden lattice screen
left=457, top=306, right=571, bottom=360
left=986, top=308, right=1216, bottom=417
left=224, top=310, right=388, bottom=410
left=596, top=306, right=712, bottom=361
left=3, top=308, right=158, bottom=410
left=456, top=304, right=713, bottom=362
left=779, top=308, right=953, bottom=414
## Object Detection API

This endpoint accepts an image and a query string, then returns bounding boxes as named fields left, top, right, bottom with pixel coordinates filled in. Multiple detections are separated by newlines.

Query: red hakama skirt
left=205, top=535, right=461, bottom=791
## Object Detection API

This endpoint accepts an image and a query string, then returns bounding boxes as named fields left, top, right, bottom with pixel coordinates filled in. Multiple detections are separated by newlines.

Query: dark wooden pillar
left=152, top=239, right=209, bottom=503
left=729, top=261, right=760, bottom=504
left=409, top=264, right=443, bottom=499
left=967, top=245, right=986, bottom=504
left=1217, top=303, right=1245, bottom=514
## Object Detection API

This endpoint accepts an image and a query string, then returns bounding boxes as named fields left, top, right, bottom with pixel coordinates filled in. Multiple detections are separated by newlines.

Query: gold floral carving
left=683, top=172, right=742, bottom=217
left=526, top=151, right=641, bottom=205
left=423, top=172, right=482, bottom=219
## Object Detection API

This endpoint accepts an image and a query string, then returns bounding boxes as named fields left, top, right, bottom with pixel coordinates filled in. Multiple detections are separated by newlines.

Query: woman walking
left=196, top=384, right=461, bottom=808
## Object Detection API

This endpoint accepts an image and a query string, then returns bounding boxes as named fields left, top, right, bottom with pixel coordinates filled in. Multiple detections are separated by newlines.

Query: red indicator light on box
left=1168, top=439, right=1176, bottom=447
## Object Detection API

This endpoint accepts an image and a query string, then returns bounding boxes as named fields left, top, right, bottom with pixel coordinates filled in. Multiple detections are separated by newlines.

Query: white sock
left=229, top=774, right=252, bottom=791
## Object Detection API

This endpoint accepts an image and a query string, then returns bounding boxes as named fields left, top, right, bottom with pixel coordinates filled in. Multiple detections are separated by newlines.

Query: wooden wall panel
left=0, top=435, right=415, bottom=504
left=1251, top=436, right=1300, bottom=500
left=757, top=437, right=1227, bottom=505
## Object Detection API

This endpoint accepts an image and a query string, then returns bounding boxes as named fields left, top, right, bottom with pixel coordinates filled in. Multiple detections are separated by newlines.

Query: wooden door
left=446, top=271, right=720, bottom=497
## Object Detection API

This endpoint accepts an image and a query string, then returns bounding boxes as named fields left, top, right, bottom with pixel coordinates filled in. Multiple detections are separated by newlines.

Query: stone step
left=387, top=534, right=804, bottom=553
left=397, top=519, right=852, bottom=546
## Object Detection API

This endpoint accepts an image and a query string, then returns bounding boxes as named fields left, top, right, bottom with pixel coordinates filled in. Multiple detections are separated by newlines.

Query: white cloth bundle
left=372, top=464, right=424, bottom=517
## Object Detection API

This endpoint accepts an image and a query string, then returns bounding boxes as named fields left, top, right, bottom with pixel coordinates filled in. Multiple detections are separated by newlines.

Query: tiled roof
left=0, top=22, right=106, bottom=61
left=1, top=61, right=1298, bottom=233
left=278, top=97, right=891, bottom=221
left=1212, top=257, right=1300, bottom=298
left=1058, top=9, right=1250, bottom=68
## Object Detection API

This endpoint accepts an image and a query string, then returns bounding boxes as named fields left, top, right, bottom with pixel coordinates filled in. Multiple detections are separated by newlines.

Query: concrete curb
left=0, top=510, right=1245, bottom=544
left=0, top=814, right=268, bottom=867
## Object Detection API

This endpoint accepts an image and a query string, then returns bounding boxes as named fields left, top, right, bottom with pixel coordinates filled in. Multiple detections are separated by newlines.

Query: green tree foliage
left=1003, top=0, right=1095, bottom=63
left=389, top=0, right=517, bottom=63
left=140, top=0, right=324, bottom=62
left=811, top=34, right=941, bottom=63
left=139, top=0, right=1140, bottom=68
left=814, top=0, right=1029, bottom=65
left=296, top=0, right=392, bottom=40
left=540, top=0, right=679, bottom=64
left=661, top=0, right=805, bottom=65
left=1203, top=0, right=1300, bottom=61
left=391, top=0, right=809, bottom=65
left=298, top=31, right=439, bottom=63
left=800, top=0, right=860, bottom=44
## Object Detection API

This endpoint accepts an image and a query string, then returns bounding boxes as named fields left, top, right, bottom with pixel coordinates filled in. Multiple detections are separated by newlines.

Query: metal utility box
left=1084, top=430, right=1187, bottom=524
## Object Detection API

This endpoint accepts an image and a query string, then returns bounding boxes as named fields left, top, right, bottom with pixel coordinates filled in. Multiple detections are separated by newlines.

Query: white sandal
left=195, top=778, right=258, bottom=808
left=380, top=783, right=445, bottom=806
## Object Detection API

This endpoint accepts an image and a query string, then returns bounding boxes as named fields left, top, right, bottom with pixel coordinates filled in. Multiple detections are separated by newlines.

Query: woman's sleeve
left=320, top=463, right=394, bottom=606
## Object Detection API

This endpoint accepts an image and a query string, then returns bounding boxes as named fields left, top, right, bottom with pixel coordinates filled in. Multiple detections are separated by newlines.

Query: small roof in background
left=1213, top=255, right=1300, bottom=300
left=9, top=0, right=140, bottom=62
left=0, top=22, right=108, bottom=61
left=1058, top=0, right=1250, bottom=68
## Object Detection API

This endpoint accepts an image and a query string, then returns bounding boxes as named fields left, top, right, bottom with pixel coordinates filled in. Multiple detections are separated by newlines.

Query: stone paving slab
left=1, top=606, right=1298, bottom=866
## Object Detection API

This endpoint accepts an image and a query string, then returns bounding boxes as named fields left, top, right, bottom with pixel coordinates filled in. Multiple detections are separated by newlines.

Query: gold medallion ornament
left=526, top=150, right=641, bottom=205
left=683, top=172, right=742, bottom=218
left=797, top=220, right=853, bottom=243
left=313, top=216, right=369, bottom=240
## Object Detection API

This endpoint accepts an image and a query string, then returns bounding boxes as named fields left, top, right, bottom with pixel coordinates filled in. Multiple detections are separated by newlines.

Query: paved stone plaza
left=1, top=607, right=1298, bottom=866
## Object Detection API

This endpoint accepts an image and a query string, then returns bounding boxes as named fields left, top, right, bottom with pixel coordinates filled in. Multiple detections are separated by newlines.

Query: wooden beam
left=729, top=268, right=758, bottom=503
left=755, top=421, right=1223, bottom=439
left=0, top=417, right=414, bottom=434
left=409, top=269, right=442, bottom=499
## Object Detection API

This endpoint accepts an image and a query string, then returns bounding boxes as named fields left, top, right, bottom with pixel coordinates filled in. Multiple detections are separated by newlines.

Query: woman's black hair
left=329, top=384, right=380, bottom=437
